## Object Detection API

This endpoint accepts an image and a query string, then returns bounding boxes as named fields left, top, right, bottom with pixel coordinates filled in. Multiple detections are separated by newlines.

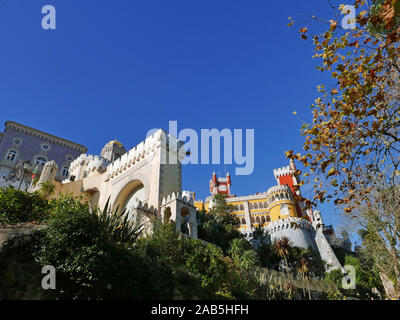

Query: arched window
left=280, top=204, right=290, bottom=216
left=249, top=202, right=253, bottom=209
left=163, top=207, right=172, bottom=223
left=256, top=217, right=261, bottom=224
left=264, top=201, right=268, bottom=207
left=266, top=216, right=271, bottom=222
left=241, top=218, right=246, bottom=225
left=251, top=217, right=255, bottom=224
left=239, top=204, right=244, bottom=211
left=254, top=202, right=259, bottom=209
left=35, top=156, right=47, bottom=166
left=261, top=216, right=266, bottom=223
left=259, top=202, right=263, bottom=209
left=6, top=150, right=18, bottom=162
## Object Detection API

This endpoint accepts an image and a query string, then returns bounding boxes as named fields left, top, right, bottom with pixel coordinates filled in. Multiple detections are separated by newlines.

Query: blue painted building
left=0, top=121, right=87, bottom=190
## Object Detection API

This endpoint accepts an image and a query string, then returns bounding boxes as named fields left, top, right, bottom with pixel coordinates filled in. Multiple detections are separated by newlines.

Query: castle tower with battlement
left=194, top=160, right=345, bottom=271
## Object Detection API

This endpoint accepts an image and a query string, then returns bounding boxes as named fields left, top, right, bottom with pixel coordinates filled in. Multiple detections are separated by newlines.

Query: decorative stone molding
left=4, top=121, right=87, bottom=153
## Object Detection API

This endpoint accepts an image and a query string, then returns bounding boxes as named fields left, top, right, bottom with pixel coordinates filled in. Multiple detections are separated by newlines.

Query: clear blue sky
left=0, top=1, right=354, bottom=242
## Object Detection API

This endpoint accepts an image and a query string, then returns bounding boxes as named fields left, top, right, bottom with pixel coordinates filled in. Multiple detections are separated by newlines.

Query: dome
left=106, top=140, right=123, bottom=148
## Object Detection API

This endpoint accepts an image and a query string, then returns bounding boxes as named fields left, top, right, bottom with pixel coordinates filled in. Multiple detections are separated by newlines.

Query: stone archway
left=111, top=171, right=150, bottom=210
left=113, top=179, right=145, bottom=214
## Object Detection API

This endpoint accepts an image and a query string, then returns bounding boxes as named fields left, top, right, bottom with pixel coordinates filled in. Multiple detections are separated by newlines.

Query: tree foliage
left=287, top=0, right=400, bottom=210
left=34, top=194, right=155, bottom=299
left=197, top=194, right=243, bottom=254
left=324, top=254, right=383, bottom=299
left=352, top=180, right=400, bottom=297
left=0, top=187, right=50, bottom=224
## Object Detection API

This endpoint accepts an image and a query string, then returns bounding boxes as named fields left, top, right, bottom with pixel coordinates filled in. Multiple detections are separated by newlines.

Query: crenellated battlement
left=135, top=200, right=158, bottom=216
left=87, top=157, right=109, bottom=175
left=106, top=129, right=184, bottom=180
left=273, top=165, right=294, bottom=179
left=161, top=190, right=195, bottom=206
left=69, top=154, right=98, bottom=171
left=265, top=217, right=314, bottom=234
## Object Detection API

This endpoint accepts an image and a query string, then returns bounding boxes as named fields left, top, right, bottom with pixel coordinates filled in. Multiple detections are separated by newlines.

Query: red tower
left=273, top=159, right=299, bottom=195
left=209, top=172, right=231, bottom=196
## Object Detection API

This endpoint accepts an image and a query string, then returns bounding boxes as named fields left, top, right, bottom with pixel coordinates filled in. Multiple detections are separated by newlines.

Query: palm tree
left=275, top=237, right=293, bottom=282
left=297, top=257, right=312, bottom=300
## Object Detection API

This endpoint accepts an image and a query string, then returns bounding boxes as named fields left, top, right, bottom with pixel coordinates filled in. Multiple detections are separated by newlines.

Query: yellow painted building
left=194, top=160, right=305, bottom=235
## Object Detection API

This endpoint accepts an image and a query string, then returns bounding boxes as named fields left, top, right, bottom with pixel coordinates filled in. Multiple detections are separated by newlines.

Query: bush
left=33, top=195, right=159, bottom=299
left=0, top=188, right=50, bottom=224
left=135, top=221, right=230, bottom=299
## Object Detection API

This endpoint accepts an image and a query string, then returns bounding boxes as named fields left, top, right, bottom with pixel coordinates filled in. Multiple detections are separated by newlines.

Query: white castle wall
left=243, top=215, right=344, bottom=272
left=265, top=217, right=318, bottom=251
left=315, top=229, right=345, bottom=272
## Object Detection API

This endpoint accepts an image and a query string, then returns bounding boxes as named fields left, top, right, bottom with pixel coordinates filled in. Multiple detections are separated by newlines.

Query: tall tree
left=352, top=180, right=400, bottom=297
left=197, top=194, right=242, bottom=253
left=287, top=0, right=400, bottom=210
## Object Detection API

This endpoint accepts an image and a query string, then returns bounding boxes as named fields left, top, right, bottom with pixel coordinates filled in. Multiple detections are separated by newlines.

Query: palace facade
left=0, top=121, right=86, bottom=190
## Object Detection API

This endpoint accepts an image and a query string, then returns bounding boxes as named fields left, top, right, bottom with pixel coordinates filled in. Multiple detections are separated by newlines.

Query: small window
left=14, top=138, right=22, bottom=145
left=6, top=150, right=18, bottom=162
left=62, top=167, right=69, bottom=177
left=83, top=171, right=88, bottom=178
left=35, top=157, right=47, bottom=166
left=280, top=204, right=290, bottom=216
left=41, top=144, right=50, bottom=150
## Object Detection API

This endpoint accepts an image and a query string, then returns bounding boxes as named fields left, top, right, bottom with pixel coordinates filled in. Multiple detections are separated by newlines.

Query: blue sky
left=0, top=1, right=355, bottom=243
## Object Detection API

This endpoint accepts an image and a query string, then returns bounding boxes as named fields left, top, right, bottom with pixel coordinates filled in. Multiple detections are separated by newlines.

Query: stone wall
left=0, top=223, right=45, bottom=252
left=0, top=224, right=47, bottom=300
left=257, top=267, right=338, bottom=299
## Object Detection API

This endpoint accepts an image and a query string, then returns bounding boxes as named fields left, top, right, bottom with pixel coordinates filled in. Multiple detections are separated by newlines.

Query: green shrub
left=0, top=188, right=50, bottom=224
left=33, top=194, right=157, bottom=299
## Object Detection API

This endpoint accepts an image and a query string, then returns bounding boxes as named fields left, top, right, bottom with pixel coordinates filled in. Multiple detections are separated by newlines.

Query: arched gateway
left=31, top=129, right=198, bottom=239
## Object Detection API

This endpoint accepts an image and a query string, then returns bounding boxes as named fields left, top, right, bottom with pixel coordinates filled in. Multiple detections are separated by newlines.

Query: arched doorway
left=114, top=180, right=145, bottom=221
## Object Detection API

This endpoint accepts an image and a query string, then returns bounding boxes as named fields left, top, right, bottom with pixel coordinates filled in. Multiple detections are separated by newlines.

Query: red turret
left=273, top=160, right=299, bottom=195
left=209, top=172, right=232, bottom=196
